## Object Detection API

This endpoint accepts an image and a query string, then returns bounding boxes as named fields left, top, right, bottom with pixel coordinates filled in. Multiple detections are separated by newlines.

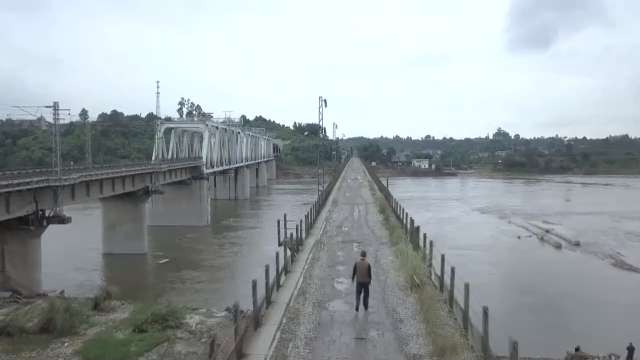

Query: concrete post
left=277, top=219, right=281, bottom=246
left=283, top=214, right=288, bottom=239
left=276, top=251, right=281, bottom=291
left=257, top=162, right=268, bottom=187
left=305, top=213, right=309, bottom=237
left=252, top=279, right=258, bottom=330
left=235, top=166, right=251, bottom=199
left=439, top=254, right=445, bottom=293
left=405, top=215, right=408, bottom=236
left=428, top=240, right=434, bottom=270
left=103, top=192, right=150, bottom=254
left=482, top=306, right=490, bottom=360
left=299, top=219, right=303, bottom=241
left=265, top=264, right=271, bottom=308
left=0, top=223, right=47, bottom=296
left=283, top=243, right=288, bottom=274
left=463, top=282, right=470, bottom=337
left=449, top=266, right=455, bottom=310
left=409, top=217, right=414, bottom=241
left=266, top=159, right=276, bottom=180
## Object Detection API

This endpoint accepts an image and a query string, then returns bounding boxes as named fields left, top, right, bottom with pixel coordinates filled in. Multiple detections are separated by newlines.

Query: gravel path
left=268, top=159, right=431, bottom=360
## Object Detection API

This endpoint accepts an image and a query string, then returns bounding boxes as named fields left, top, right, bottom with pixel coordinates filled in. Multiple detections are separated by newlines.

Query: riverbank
left=472, top=163, right=640, bottom=177
left=0, top=290, right=238, bottom=360
left=275, top=164, right=337, bottom=180
left=369, top=165, right=458, bottom=178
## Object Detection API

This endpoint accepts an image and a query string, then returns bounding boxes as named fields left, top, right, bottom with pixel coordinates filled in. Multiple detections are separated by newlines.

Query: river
left=389, top=174, right=640, bottom=358
left=41, top=179, right=319, bottom=310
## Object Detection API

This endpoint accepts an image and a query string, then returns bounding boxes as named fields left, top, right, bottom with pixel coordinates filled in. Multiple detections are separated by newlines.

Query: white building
left=411, top=159, right=430, bottom=169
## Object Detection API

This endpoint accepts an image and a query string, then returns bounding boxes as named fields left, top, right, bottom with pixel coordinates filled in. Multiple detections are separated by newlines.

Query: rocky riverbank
left=0, top=290, right=238, bottom=360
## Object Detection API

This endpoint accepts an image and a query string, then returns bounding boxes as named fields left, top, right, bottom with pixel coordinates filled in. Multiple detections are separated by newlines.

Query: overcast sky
left=1, top=0, right=639, bottom=139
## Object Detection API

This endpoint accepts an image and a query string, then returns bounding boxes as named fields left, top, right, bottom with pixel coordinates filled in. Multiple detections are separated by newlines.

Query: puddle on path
left=353, top=242, right=362, bottom=253
left=326, top=299, right=350, bottom=311
left=334, top=277, right=350, bottom=291
left=336, top=265, right=345, bottom=271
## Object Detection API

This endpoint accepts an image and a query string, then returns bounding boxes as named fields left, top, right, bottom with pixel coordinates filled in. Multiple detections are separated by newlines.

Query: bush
left=128, top=302, right=183, bottom=333
left=0, top=298, right=86, bottom=337
left=91, top=286, right=115, bottom=312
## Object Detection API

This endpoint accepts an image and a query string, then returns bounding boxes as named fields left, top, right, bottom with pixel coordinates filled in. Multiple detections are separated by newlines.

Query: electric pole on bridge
left=317, top=97, right=327, bottom=198
left=85, top=114, right=92, bottom=165
left=8, top=102, right=72, bottom=224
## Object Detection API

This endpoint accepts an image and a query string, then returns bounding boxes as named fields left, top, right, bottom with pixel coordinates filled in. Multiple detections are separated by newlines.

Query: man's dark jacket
left=352, top=259, right=372, bottom=283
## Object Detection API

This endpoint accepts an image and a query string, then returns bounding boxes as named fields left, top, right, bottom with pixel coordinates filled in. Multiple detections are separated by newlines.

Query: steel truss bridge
left=153, top=119, right=278, bottom=173
left=0, top=119, right=280, bottom=193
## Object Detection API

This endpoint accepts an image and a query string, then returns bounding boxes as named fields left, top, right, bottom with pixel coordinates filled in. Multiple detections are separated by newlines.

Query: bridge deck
left=267, top=159, right=431, bottom=360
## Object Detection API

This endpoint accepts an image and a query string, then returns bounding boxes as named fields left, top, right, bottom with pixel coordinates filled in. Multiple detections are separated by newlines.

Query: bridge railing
left=0, top=158, right=202, bottom=176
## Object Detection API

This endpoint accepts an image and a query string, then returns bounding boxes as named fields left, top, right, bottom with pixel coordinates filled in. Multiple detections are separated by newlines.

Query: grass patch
left=365, top=176, right=476, bottom=360
left=78, top=301, right=183, bottom=360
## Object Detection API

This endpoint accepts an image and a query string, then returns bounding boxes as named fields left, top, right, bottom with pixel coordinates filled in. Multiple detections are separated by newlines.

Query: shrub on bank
left=0, top=297, right=86, bottom=337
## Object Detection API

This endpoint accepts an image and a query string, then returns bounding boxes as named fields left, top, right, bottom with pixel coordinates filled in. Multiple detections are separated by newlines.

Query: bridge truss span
left=152, top=120, right=276, bottom=173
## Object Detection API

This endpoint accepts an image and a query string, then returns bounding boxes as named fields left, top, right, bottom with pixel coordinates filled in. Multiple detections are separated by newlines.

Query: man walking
left=351, top=250, right=372, bottom=312
left=627, top=342, right=635, bottom=360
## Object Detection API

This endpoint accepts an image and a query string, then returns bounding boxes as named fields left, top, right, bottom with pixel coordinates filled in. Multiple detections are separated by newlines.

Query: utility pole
left=332, top=122, right=338, bottom=168
left=317, top=97, right=327, bottom=198
left=85, top=115, right=92, bottom=165
left=45, top=101, right=71, bottom=222
left=155, top=81, right=161, bottom=118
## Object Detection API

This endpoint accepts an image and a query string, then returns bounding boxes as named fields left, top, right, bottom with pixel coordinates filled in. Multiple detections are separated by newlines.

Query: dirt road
left=268, top=159, right=431, bottom=360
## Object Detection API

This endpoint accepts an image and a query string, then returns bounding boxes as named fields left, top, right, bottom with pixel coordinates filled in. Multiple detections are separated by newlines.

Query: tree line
left=0, top=104, right=340, bottom=169
left=354, top=128, right=640, bottom=174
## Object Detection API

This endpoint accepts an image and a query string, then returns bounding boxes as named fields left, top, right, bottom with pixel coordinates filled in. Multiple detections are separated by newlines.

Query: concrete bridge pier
left=267, top=160, right=276, bottom=180
left=248, top=164, right=257, bottom=187
left=146, top=180, right=210, bottom=227
left=235, top=166, right=251, bottom=199
left=211, top=173, right=236, bottom=200
left=0, top=222, right=47, bottom=296
left=102, top=192, right=150, bottom=254
left=258, top=162, right=268, bottom=187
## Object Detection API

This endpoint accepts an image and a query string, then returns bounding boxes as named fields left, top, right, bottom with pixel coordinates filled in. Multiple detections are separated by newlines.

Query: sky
left=1, top=0, right=639, bottom=139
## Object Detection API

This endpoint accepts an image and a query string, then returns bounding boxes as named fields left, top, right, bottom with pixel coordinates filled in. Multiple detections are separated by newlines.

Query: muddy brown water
left=389, top=174, right=640, bottom=358
left=41, top=179, right=320, bottom=311
left=40, top=173, right=640, bottom=358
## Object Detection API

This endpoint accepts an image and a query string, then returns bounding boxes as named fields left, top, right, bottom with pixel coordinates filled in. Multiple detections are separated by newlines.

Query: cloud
left=1, top=0, right=640, bottom=139
left=505, top=0, right=608, bottom=53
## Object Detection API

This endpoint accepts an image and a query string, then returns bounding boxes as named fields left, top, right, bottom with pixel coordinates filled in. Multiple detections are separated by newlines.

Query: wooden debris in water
left=527, top=221, right=581, bottom=246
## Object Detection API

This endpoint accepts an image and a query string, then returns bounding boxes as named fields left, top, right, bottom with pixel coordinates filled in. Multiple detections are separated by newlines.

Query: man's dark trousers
left=355, top=282, right=370, bottom=311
